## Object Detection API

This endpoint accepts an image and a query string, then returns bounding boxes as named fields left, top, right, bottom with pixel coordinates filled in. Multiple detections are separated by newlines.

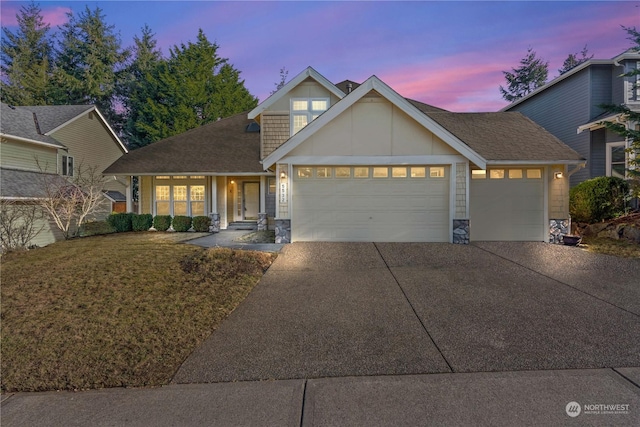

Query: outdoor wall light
left=554, top=172, right=564, bottom=179
left=280, top=171, right=286, bottom=179
left=230, top=180, right=235, bottom=184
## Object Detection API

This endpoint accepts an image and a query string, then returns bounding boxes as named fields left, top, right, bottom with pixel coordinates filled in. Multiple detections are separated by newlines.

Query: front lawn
left=1, top=233, right=276, bottom=392
left=580, top=236, right=640, bottom=258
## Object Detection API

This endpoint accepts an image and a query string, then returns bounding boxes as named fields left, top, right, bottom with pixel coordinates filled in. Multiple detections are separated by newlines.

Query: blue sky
left=1, top=1, right=638, bottom=111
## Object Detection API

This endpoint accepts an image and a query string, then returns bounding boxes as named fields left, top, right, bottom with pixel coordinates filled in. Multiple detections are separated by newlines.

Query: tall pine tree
left=558, top=45, right=593, bottom=75
left=1, top=2, right=55, bottom=105
left=500, top=48, right=548, bottom=102
left=134, top=29, right=257, bottom=143
left=54, top=6, right=129, bottom=130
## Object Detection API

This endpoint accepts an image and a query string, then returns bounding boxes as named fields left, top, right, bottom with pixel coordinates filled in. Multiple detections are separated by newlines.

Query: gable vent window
left=62, top=155, right=74, bottom=176
left=291, top=98, right=329, bottom=135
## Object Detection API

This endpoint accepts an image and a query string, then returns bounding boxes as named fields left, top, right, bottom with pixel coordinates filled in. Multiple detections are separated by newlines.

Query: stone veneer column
left=549, top=219, right=569, bottom=244
left=209, top=213, right=220, bottom=233
left=257, top=213, right=267, bottom=231
left=275, top=219, right=291, bottom=244
left=453, top=219, right=470, bottom=244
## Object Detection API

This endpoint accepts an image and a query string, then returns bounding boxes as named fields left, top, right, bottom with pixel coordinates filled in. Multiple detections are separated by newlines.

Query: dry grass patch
left=1, top=233, right=276, bottom=392
left=579, top=236, right=640, bottom=258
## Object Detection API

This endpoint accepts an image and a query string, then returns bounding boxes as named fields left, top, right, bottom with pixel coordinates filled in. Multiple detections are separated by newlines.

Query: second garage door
left=470, top=168, right=545, bottom=241
left=292, top=165, right=450, bottom=242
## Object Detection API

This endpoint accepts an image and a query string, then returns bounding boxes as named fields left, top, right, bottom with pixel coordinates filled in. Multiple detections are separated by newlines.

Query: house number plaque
left=280, top=181, right=288, bottom=204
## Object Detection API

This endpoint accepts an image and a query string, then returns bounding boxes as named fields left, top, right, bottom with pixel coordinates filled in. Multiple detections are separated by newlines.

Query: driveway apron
left=173, top=242, right=640, bottom=384
left=172, top=243, right=451, bottom=383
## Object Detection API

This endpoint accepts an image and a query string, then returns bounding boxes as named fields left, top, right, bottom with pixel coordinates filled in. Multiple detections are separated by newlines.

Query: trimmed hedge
left=192, top=216, right=211, bottom=232
left=132, top=213, right=153, bottom=231
left=570, top=176, right=629, bottom=223
left=153, top=215, right=172, bottom=231
left=172, top=216, right=192, bottom=232
left=107, top=213, right=133, bottom=233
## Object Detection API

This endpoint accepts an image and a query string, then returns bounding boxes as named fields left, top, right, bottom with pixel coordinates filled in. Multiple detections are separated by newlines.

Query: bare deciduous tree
left=37, top=161, right=108, bottom=239
left=0, top=199, right=46, bottom=251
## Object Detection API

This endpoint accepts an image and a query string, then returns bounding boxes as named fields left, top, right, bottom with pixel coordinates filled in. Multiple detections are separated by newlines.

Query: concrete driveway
left=173, top=242, right=640, bottom=383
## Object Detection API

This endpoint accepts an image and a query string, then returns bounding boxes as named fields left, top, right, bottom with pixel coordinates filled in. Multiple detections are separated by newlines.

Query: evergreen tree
left=600, top=26, right=640, bottom=197
left=0, top=2, right=55, bottom=105
left=119, top=25, right=164, bottom=149
left=135, top=29, right=257, bottom=142
left=54, top=6, right=129, bottom=129
left=558, top=45, right=593, bottom=75
left=499, top=48, right=548, bottom=102
left=271, top=67, right=288, bottom=95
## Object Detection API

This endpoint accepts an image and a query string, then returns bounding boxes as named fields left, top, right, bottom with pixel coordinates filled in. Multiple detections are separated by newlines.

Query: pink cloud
left=1, top=5, right=70, bottom=28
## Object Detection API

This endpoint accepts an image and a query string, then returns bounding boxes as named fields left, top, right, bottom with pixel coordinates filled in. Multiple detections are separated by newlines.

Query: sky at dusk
left=1, top=1, right=639, bottom=112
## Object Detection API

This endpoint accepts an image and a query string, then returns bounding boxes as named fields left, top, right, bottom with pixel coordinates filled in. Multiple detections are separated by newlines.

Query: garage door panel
left=470, top=170, right=544, bottom=241
left=292, top=166, right=449, bottom=242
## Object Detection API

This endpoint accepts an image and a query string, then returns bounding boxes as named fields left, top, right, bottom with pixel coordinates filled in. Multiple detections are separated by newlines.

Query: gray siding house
left=502, top=49, right=639, bottom=187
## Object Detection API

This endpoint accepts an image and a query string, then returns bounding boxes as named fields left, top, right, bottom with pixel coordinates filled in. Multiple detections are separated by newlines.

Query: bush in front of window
left=172, top=216, right=192, bottom=232
left=192, top=216, right=211, bottom=232
left=107, top=213, right=133, bottom=233
left=570, top=176, right=630, bottom=223
left=153, top=215, right=172, bottom=232
left=132, top=214, right=153, bottom=231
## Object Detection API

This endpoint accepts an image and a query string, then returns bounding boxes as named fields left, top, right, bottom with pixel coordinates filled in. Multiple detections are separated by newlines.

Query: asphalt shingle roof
left=426, top=112, right=584, bottom=162
left=19, top=105, right=94, bottom=134
left=0, top=103, right=65, bottom=147
left=104, top=112, right=264, bottom=175
left=0, top=167, right=68, bottom=199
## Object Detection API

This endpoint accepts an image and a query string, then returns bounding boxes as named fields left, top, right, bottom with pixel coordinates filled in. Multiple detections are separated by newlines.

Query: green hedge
left=192, top=216, right=211, bottom=232
left=172, top=216, right=192, bottom=232
left=570, top=176, right=629, bottom=223
left=132, top=213, right=153, bottom=231
left=107, top=213, right=133, bottom=233
left=153, top=215, right=172, bottom=231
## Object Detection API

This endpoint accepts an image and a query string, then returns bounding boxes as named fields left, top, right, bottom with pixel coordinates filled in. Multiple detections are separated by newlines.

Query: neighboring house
left=1, top=103, right=129, bottom=247
left=502, top=49, right=640, bottom=187
left=105, top=67, right=583, bottom=243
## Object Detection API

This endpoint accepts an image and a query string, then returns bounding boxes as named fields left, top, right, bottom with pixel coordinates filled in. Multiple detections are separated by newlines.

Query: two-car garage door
left=292, top=165, right=449, bottom=242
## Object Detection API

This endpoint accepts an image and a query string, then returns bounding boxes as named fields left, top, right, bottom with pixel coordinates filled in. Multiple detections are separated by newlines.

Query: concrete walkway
left=2, top=242, right=639, bottom=426
left=186, top=230, right=284, bottom=252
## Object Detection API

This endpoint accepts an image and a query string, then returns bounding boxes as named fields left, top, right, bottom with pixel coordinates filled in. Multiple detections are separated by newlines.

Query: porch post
left=126, top=176, right=133, bottom=213
left=210, top=176, right=218, bottom=214
left=259, top=175, right=266, bottom=213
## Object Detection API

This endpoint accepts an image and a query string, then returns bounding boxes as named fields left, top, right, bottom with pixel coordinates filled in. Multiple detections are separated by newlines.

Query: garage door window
left=471, top=170, right=486, bottom=179
left=335, top=167, right=351, bottom=178
left=526, top=169, right=542, bottom=179
left=294, top=166, right=446, bottom=180
left=316, top=167, right=332, bottom=178
left=297, top=167, right=312, bottom=178
left=490, top=169, right=505, bottom=179
left=392, top=167, right=407, bottom=178
left=411, top=167, right=426, bottom=178
left=373, top=167, right=389, bottom=178
left=354, top=167, right=369, bottom=178
left=508, top=169, right=523, bottom=179
left=430, top=167, right=445, bottom=178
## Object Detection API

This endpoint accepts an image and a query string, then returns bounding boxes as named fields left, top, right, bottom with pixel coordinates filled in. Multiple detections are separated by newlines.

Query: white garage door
left=470, top=168, right=545, bottom=241
left=292, top=166, right=449, bottom=242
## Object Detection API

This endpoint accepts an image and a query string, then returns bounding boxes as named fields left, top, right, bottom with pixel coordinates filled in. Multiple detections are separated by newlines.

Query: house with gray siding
left=1, top=103, right=128, bottom=247
left=502, top=49, right=640, bottom=187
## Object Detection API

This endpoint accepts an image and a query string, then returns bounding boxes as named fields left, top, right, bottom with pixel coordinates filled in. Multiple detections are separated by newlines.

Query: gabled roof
left=104, top=112, right=266, bottom=175
left=19, top=105, right=94, bottom=134
left=0, top=103, right=65, bottom=148
left=248, top=67, right=345, bottom=120
left=426, top=112, right=584, bottom=163
left=262, top=75, right=487, bottom=169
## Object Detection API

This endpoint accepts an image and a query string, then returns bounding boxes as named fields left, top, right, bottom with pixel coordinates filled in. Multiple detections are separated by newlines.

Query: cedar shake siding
left=261, top=113, right=290, bottom=159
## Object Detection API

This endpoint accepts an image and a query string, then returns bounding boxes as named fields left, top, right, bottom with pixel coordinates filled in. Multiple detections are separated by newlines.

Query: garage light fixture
left=554, top=172, right=564, bottom=179
left=280, top=171, right=286, bottom=179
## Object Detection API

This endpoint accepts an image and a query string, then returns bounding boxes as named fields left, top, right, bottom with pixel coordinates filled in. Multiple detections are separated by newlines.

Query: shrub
left=132, top=214, right=153, bottom=231
left=570, top=176, right=629, bottom=223
left=192, top=216, right=211, bottom=232
left=172, top=216, right=192, bottom=232
left=79, top=221, right=116, bottom=237
left=153, top=215, right=172, bottom=231
left=107, top=213, right=133, bottom=233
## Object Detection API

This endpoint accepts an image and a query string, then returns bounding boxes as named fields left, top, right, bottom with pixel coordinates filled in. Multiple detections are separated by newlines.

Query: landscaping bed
left=1, top=233, right=276, bottom=392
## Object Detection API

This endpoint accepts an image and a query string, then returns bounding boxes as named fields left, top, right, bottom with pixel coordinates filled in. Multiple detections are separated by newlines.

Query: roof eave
left=0, top=132, right=67, bottom=150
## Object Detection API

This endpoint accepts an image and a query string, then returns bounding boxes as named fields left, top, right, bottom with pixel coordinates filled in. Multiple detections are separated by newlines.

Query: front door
left=243, top=182, right=260, bottom=220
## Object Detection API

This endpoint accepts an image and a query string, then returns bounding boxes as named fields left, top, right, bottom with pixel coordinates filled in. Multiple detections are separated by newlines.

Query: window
left=471, top=170, right=486, bottom=179
left=373, top=167, right=388, bottom=178
left=354, top=167, right=369, bottom=178
left=489, top=169, right=505, bottom=179
left=297, top=167, right=312, bottom=178
left=291, top=98, right=329, bottom=135
left=335, top=167, right=351, bottom=178
left=508, top=169, right=523, bottom=179
left=61, top=155, right=74, bottom=176
left=156, top=185, right=170, bottom=215
left=268, top=178, right=276, bottom=194
left=607, top=142, right=626, bottom=178
left=411, top=167, right=426, bottom=178
left=190, top=185, right=205, bottom=216
left=316, top=167, right=332, bottom=178
left=154, top=177, right=206, bottom=216
left=526, top=169, right=542, bottom=179
left=173, top=186, right=188, bottom=216
left=155, top=176, right=170, bottom=180
left=430, top=167, right=445, bottom=178
left=392, top=167, right=407, bottom=178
